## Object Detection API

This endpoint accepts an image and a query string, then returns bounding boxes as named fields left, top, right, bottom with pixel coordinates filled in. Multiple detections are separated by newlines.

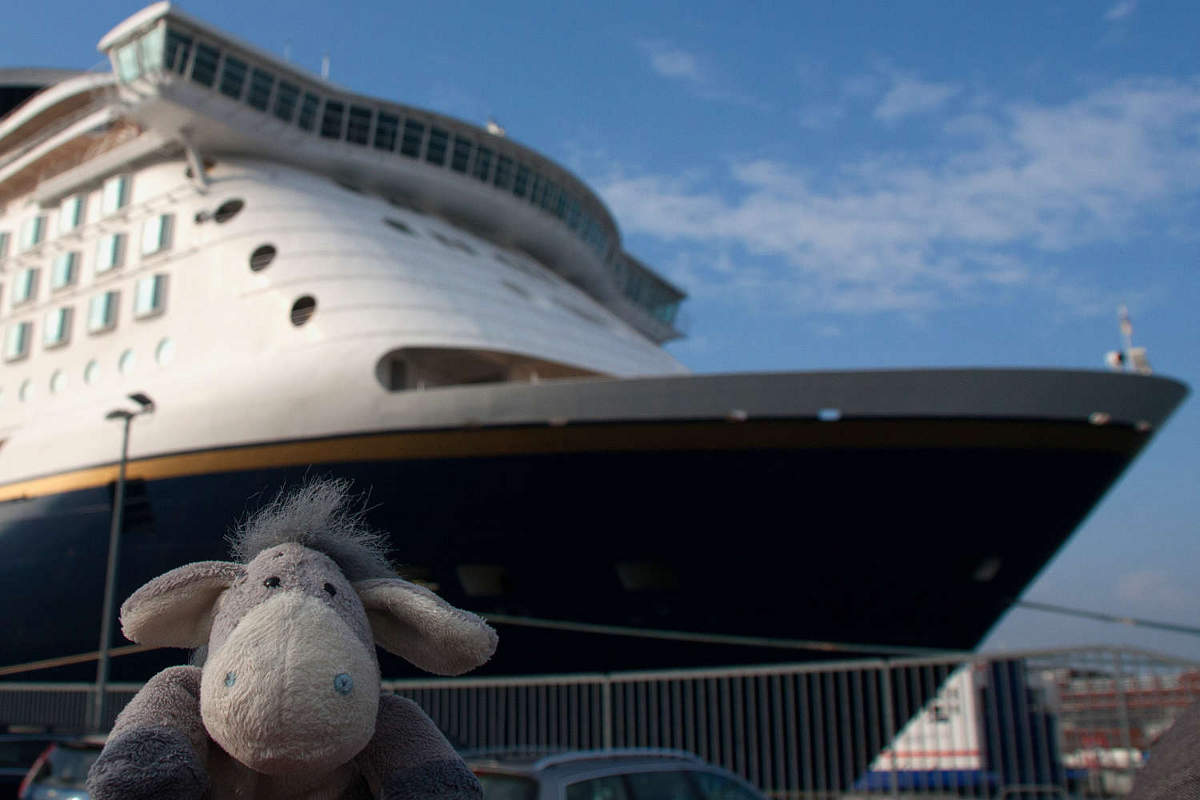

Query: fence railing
left=2, top=646, right=1197, bottom=798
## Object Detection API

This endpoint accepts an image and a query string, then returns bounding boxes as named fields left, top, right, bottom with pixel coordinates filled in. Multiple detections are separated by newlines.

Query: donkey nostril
left=323, top=582, right=337, bottom=597
left=263, top=576, right=281, bottom=588
left=333, top=673, right=353, bottom=696
left=225, top=672, right=236, bottom=687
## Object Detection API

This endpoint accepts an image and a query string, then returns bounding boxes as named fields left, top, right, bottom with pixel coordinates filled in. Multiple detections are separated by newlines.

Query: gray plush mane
left=228, top=478, right=396, bottom=581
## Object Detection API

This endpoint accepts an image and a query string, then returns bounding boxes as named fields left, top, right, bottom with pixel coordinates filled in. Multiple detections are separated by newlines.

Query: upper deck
left=89, top=3, right=684, bottom=343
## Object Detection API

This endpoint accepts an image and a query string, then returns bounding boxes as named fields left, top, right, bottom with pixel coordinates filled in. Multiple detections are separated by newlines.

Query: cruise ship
left=0, top=4, right=1187, bottom=682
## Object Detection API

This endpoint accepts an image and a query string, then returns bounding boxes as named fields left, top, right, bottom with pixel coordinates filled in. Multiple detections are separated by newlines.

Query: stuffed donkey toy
left=87, top=479, right=497, bottom=800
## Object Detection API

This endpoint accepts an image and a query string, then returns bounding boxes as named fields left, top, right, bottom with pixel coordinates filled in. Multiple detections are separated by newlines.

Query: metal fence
left=2, top=647, right=1198, bottom=798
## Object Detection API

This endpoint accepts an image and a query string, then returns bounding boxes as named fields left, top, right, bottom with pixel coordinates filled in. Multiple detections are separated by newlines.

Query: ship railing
left=0, top=89, right=119, bottom=173
left=2, top=646, right=1197, bottom=798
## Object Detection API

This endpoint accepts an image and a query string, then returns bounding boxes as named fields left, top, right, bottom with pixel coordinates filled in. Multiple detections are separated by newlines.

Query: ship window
left=12, top=268, right=38, bottom=305
left=432, top=231, right=475, bottom=255
left=43, top=307, right=72, bottom=349
left=529, top=173, right=543, bottom=206
left=249, top=244, right=276, bottom=271
left=0, top=232, right=9, bottom=260
left=101, top=175, right=129, bottom=215
left=50, top=370, right=67, bottom=394
left=247, top=68, right=274, bottom=110
left=59, top=195, right=85, bottom=234
left=88, top=291, right=119, bottom=334
left=513, top=164, right=530, bottom=198
left=425, top=128, right=448, bottom=166
left=141, top=214, right=173, bottom=257
left=95, top=233, right=126, bottom=274
left=139, top=25, right=165, bottom=74
left=493, top=156, right=513, bottom=190
left=165, top=29, right=193, bottom=74
left=214, top=199, right=244, bottom=223
left=116, top=43, right=141, bottom=82
left=18, top=216, right=45, bottom=252
left=384, top=218, right=414, bottom=236
left=156, top=337, right=175, bottom=365
left=18, top=379, right=33, bottom=403
left=450, top=136, right=472, bottom=173
left=374, top=112, right=398, bottom=151
left=190, top=42, right=220, bottom=87
left=375, top=352, right=408, bottom=390
left=274, top=81, right=300, bottom=122
left=134, top=274, right=168, bottom=319
left=51, top=252, right=79, bottom=290
left=4, top=322, right=31, bottom=362
left=565, top=197, right=581, bottom=230
left=473, top=146, right=493, bottom=181
left=118, top=348, right=135, bottom=375
left=290, top=295, right=316, bottom=326
left=219, top=56, right=248, bottom=100
left=320, top=100, right=345, bottom=139
left=400, top=120, right=425, bottom=157
left=347, top=106, right=372, bottom=145
left=298, top=92, right=320, bottom=131
left=84, top=359, right=100, bottom=384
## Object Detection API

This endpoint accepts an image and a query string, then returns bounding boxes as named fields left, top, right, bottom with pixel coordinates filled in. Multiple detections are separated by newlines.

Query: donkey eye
left=323, top=582, right=337, bottom=597
left=264, top=576, right=281, bottom=588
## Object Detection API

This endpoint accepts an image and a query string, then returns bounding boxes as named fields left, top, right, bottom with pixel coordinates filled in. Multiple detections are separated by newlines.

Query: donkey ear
left=120, top=561, right=244, bottom=648
left=354, top=578, right=497, bottom=676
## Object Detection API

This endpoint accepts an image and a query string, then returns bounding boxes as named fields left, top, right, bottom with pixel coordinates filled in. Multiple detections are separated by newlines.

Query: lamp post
left=91, top=391, right=154, bottom=732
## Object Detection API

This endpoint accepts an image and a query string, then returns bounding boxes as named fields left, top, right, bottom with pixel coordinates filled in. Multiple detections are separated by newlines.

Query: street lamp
left=91, top=391, right=154, bottom=732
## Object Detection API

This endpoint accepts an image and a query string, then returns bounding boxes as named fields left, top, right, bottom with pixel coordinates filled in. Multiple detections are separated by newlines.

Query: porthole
left=250, top=244, right=276, bottom=271
left=384, top=218, right=414, bottom=235
left=213, top=198, right=244, bottom=224
left=50, top=370, right=66, bottom=394
left=290, top=295, right=316, bottom=326
left=118, top=348, right=135, bottom=374
left=19, top=379, right=32, bottom=403
left=156, top=337, right=175, bottom=365
left=84, top=360, right=100, bottom=384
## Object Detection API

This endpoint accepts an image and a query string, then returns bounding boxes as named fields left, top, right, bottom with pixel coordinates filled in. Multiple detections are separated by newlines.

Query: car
left=0, top=734, right=77, bottom=799
left=17, top=737, right=104, bottom=800
left=466, top=749, right=769, bottom=800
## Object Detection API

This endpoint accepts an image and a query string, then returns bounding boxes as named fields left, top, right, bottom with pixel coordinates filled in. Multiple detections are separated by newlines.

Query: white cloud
left=1104, top=0, right=1137, bottom=21
left=639, top=41, right=702, bottom=83
left=600, top=78, right=1200, bottom=314
left=875, top=73, right=960, bottom=122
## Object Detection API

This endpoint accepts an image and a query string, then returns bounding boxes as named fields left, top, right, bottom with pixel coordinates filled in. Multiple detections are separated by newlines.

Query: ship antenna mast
left=1105, top=304, right=1152, bottom=374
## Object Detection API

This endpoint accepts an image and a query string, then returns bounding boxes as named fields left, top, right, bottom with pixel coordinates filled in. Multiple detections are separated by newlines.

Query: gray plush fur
left=89, top=480, right=496, bottom=800
left=229, top=479, right=396, bottom=581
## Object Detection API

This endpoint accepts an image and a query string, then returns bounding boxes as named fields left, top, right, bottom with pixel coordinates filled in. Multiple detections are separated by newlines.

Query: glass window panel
left=59, top=195, right=84, bottom=233
left=95, top=233, right=125, bottom=274
left=566, top=776, right=630, bottom=800
left=88, top=292, right=118, bottom=333
left=165, top=28, right=193, bottom=74
left=18, top=216, right=45, bottom=251
left=624, top=772, right=699, bottom=800
left=247, top=68, right=274, bottom=110
left=298, top=92, right=320, bottom=130
left=347, top=106, right=372, bottom=145
left=191, top=42, right=220, bottom=87
left=493, top=155, right=513, bottom=189
left=475, top=775, right=537, bottom=800
left=44, top=307, right=72, bottom=348
left=102, top=175, right=129, bottom=214
left=51, top=253, right=78, bottom=290
left=4, top=322, right=31, bottom=361
left=219, top=55, right=247, bottom=99
left=0, top=232, right=8, bottom=260
left=529, top=174, right=543, bottom=206
left=116, top=43, right=141, bottom=82
left=513, top=164, right=530, bottom=197
left=139, top=25, right=165, bottom=73
left=134, top=274, right=167, bottom=318
left=13, top=268, right=37, bottom=304
left=374, top=112, right=398, bottom=151
left=450, top=136, right=472, bottom=172
left=320, top=100, right=345, bottom=139
left=690, top=772, right=760, bottom=800
left=400, top=120, right=425, bottom=157
left=141, top=215, right=173, bottom=256
left=274, top=81, right=300, bottom=122
left=472, top=146, right=492, bottom=181
left=425, top=127, right=448, bottom=165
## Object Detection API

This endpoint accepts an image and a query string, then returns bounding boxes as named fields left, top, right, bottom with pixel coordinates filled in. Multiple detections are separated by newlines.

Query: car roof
left=468, top=749, right=712, bottom=779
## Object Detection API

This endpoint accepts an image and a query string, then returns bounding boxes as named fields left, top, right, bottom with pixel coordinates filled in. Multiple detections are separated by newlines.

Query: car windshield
left=621, top=771, right=700, bottom=800
left=34, top=745, right=100, bottom=786
left=477, top=772, right=538, bottom=800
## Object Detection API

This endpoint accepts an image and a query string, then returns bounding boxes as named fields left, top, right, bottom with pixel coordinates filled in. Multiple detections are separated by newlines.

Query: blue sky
left=6, top=1, right=1199, bottom=658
